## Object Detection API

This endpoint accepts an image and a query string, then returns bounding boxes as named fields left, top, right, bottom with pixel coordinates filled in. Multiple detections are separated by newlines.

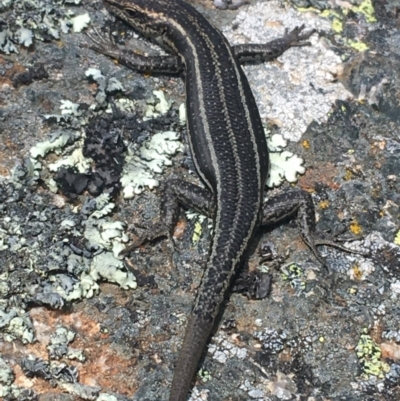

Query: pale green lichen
left=88, top=194, right=116, bottom=219
left=48, top=147, right=93, bottom=174
left=60, top=100, right=82, bottom=117
left=112, top=97, right=135, bottom=113
left=0, top=28, right=17, bottom=53
left=264, top=129, right=305, bottom=187
left=83, top=217, right=128, bottom=257
left=331, top=18, right=343, bottom=33
left=121, top=131, right=184, bottom=198
left=268, top=151, right=306, bottom=186
left=79, top=274, right=100, bottom=298
left=96, top=394, right=118, bottom=401
left=60, top=382, right=101, bottom=399
left=197, top=369, right=212, bottom=383
left=30, top=130, right=79, bottom=159
left=85, top=68, right=125, bottom=104
left=71, top=12, right=91, bottom=32
left=185, top=211, right=211, bottom=244
left=85, top=68, right=104, bottom=81
left=140, top=131, right=184, bottom=172
left=179, top=103, right=187, bottom=125
left=192, top=220, right=204, bottom=245
left=90, top=252, right=137, bottom=290
left=145, top=90, right=172, bottom=119
left=16, top=27, right=34, bottom=46
left=51, top=326, right=75, bottom=344
left=0, top=281, right=9, bottom=298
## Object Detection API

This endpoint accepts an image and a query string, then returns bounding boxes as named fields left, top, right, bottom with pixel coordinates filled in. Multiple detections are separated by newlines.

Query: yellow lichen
left=318, top=200, right=330, bottom=209
left=350, top=220, right=362, bottom=235
left=351, top=265, right=363, bottom=280
left=351, top=0, right=377, bottom=23
left=332, top=18, right=343, bottom=33
left=192, top=221, right=203, bottom=244
left=356, top=332, right=391, bottom=379
left=344, top=169, right=353, bottom=181
left=347, top=40, right=370, bottom=52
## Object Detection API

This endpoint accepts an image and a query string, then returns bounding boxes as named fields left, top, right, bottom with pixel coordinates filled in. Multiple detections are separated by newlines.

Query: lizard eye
left=125, top=9, right=138, bottom=18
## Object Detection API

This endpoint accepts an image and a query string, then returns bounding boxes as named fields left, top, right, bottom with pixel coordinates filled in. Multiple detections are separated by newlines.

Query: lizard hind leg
left=261, top=189, right=358, bottom=270
left=121, top=179, right=215, bottom=256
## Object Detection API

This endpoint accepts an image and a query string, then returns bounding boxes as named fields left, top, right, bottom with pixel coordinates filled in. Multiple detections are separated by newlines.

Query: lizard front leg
left=87, top=30, right=183, bottom=74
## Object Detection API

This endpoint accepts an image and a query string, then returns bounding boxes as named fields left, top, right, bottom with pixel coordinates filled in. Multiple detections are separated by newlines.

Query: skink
left=89, top=1, right=349, bottom=399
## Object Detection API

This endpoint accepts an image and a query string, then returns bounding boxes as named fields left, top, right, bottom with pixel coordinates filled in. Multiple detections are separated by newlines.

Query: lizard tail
left=169, top=314, right=214, bottom=401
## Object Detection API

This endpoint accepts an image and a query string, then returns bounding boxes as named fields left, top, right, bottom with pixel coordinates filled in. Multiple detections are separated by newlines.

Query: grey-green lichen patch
left=208, top=334, right=247, bottom=364
left=0, top=0, right=87, bottom=54
left=85, top=68, right=125, bottom=104
left=0, top=309, right=35, bottom=344
left=0, top=157, right=138, bottom=313
left=222, top=1, right=352, bottom=142
left=60, top=382, right=102, bottom=400
left=83, top=210, right=128, bottom=255
left=47, top=326, right=85, bottom=362
left=2, top=76, right=177, bottom=319
left=188, top=387, right=210, bottom=401
left=253, top=328, right=289, bottom=354
left=0, top=384, right=37, bottom=400
left=0, top=354, right=14, bottom=386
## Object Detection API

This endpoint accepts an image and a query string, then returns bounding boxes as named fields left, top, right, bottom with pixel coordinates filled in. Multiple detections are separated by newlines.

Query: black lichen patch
left=55, top=167, right=90, bottom=199
left=12, top=64, right=49, bottom=88
left=233, top=270, right=272, bottom=300
left=81, top=113, right=127, bottom=197
left=21, top=355, right=79, bottom=384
